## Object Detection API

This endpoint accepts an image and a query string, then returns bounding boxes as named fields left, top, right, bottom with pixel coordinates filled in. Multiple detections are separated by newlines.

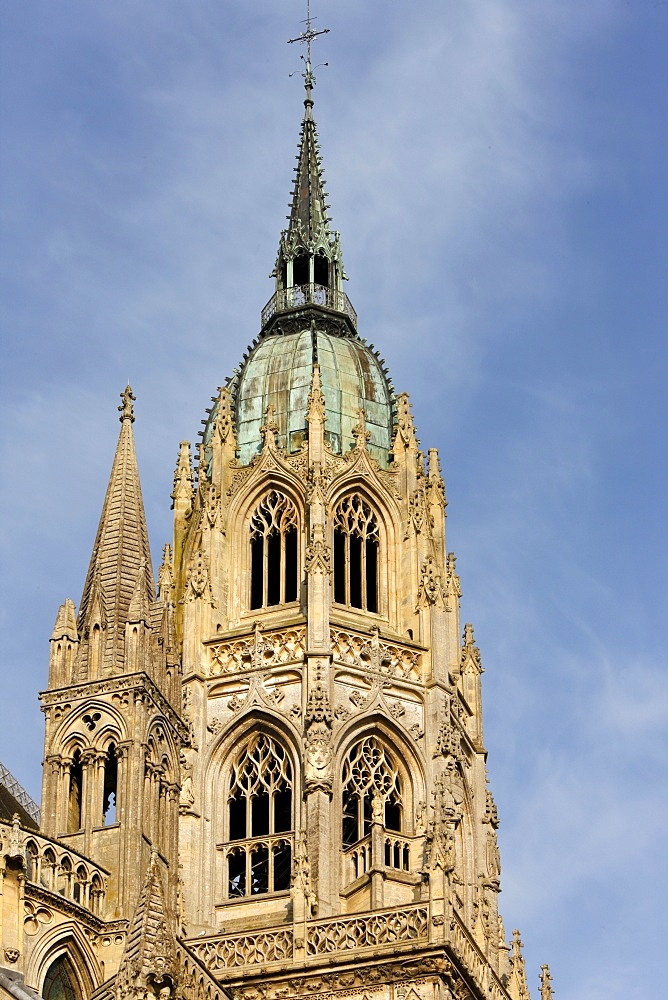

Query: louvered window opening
left=226, top=735, right=293, bottom=898
left=250, top=491, right=298, bottom=610
left=333, top=495, right=379, bottom=613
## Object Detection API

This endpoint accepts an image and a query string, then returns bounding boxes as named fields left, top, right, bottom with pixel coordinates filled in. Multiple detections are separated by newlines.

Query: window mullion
left=361, top=531, right=367, bottom=610
left=345, top=532, right=350, bottom=605
left=269, top=840, right=274, bottom=893
left=263, top=536, right=269, bottom=608
left=280, top=531, right=285, bottom=604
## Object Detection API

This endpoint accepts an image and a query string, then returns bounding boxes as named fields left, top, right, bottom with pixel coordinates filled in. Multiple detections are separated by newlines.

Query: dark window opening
left=341, top=737, right=404, bottom=861
left=334, top=530, right=346, bottom=604
left=342, top=791, right=358, bottom=849
left=333, top=495, right=380, bottom=613
left=102, top=744, right=117, bottom=825
left=266, top=532, right=281, bottom=606
left=385, top=800, right=401, bottom=832
left=228, top=851, right=246, bottom=897
left=281, top=261, right=288, bottom=289
left=366, top=539, right=378, bottom=613
left=273, top=842, right=292, bottom=891
left=250, top=536, right=264, bottom=610
left=229, top=797, right=246, bottom=841
left=226, top=734, right=293, bottom=899
left=314, top=254, right=329, bottom=287
left=68, top=750, right=83, bottom=833
left=293, top=254, right=309, bottom=286
left=249, top=492, right=299, bottom=610
left=273, top=788, right=292, bottom=834
left=349, top=534, right=362, bottom=608
left=251, top=844, right=269, bottom=894
left=284, top=528, right=298, bottom=602
left=251, top=790, right=270, bottom=837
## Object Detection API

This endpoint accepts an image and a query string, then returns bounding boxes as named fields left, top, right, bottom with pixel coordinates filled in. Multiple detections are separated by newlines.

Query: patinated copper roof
left=232, top=324, right=394, bottom=467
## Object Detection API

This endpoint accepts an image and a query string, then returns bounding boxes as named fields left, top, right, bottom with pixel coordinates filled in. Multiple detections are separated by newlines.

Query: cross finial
left=288, top=0, right=329, bottom=106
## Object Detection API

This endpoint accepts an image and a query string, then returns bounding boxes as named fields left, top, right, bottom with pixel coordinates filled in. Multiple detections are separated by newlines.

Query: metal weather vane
left=288, top=0, right=329, bottom=93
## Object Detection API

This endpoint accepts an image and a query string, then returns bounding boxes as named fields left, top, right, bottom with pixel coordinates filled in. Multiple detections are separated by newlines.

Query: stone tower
left=167, top=56, right=535, bottom=1000
left=0, top=39, right=552, bottom=1000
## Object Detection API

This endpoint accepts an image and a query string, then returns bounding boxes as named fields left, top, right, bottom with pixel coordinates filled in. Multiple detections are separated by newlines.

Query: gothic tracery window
left=333, top=495, right=379, bottom=613
left=42, top=956, right=81, bottom=1000
left=249, top=491, right=298, bottom=610
left=341, top=736, right=402, bottom=850
left=226, top=734, right=292, bottom=898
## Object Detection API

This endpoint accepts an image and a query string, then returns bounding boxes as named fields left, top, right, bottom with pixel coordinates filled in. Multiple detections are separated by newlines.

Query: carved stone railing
left=344, top=831, right=414, bottom=884
left=383, top=832, right=411, bottom=871
left=306, top=904, right=429, bottom=956
left=344, top=835, right=372, bottom=882
left=185, top=903, right=429, bottom=972
left=208, top=626, right=306, bottom=676
left=188, top=927, right=294, bottom=971
left=450, top=910, right=508, bottom=1000
left=0, top=820, right=109, bottom=918
left=330, top=626, right=423, bottom=682
left=261, top=283, right=357, bottom=329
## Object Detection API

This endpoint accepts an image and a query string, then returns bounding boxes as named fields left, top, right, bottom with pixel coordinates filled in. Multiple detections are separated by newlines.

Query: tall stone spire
left=287, top=67, right=331, bottom=245
left=77, top=385, right=155, bottom=672
left=268, top=15, right=350, bottom=324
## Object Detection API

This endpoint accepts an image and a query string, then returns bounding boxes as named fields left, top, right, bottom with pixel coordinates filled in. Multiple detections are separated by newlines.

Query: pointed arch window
left=342, top=736, right=402, bottom=849
left=249, top=491, right=298, bottom=610
left=102, top=743, right=118, bottom=825
left=225, top=734, right=293, bottom=898
left=334, top=495, right=379, bottom=613
left=43, top=955, right=81, bottom=1000
left=67, top=750, right=83, bottom=833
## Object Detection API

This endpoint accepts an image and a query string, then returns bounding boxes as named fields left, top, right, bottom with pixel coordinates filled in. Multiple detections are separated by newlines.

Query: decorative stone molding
left=184, top=551, right=216, bottom=608
left=209, top=626, right=306, bottom=676
left=331, top=627, right=422, bottom=682
left=305, top=524, right=332, bottom=576
left=415, top=557, right=446, bottom=611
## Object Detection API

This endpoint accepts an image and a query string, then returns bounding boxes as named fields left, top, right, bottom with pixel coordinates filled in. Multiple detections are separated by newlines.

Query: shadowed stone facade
left=0, top=46, right=551, bottom=1000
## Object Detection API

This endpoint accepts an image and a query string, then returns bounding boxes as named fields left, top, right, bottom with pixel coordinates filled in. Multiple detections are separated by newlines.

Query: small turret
left=76, top=386, right=155, bottom=680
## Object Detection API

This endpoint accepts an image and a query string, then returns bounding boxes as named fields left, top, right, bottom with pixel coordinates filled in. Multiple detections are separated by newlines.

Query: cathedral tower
left=167, top=50, right=535, bottom=1000
left=0, top=22, right=553, bottom=1000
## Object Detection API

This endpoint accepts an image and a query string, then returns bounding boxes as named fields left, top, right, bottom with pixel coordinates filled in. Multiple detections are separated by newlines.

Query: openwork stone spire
left=263, top=14, right=354, bottom=333
left=77, top=386, right=155, bottom=666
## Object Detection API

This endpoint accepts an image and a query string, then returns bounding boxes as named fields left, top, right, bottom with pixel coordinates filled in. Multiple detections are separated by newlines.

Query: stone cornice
left=39, top=672, right=188, bottom=742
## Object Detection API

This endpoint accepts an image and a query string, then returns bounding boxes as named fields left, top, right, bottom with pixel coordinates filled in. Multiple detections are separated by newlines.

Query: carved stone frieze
left=331, top=627, right=422, bottom=682
left=209, top=626, right=306, bottom=675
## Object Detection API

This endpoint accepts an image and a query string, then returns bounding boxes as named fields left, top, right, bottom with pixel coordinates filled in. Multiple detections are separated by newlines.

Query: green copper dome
left=202, top=60, right=395, bottom=471
left=232, top=324, right=394, bottom=467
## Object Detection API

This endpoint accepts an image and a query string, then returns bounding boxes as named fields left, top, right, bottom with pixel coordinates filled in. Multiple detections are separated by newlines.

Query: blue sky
left=1, top=1, right=666, bottom=996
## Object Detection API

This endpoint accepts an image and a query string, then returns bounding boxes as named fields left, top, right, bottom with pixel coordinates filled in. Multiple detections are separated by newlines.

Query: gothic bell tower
left=166, top=35, right=538, bottom=1000
left=40, top=387, right=186, bottom=923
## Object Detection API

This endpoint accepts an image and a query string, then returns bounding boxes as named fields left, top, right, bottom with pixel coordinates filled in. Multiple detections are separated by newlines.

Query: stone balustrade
left=0, top=819, right=109, bottom=918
